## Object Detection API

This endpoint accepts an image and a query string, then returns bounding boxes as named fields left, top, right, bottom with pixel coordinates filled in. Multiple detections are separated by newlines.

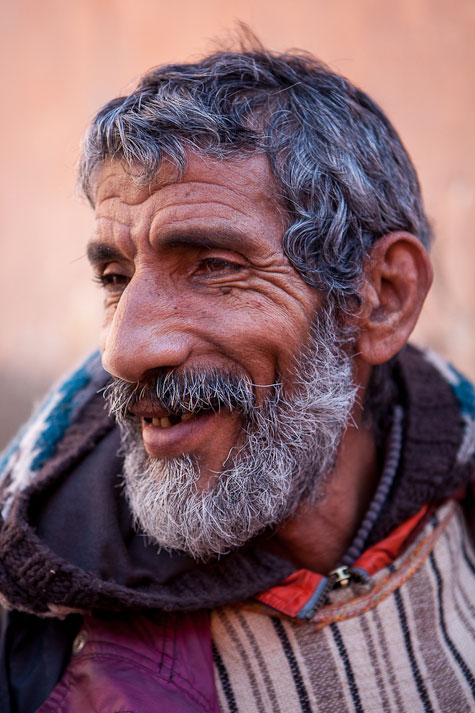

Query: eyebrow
left=156, top=226, right=258, bottom=254
left=87, top=226, right=258, bottom=265
left=87, top=242, right=125, bottom=265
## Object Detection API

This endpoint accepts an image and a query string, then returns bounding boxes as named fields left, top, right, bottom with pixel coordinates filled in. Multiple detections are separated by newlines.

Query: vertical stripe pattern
left=212, top=502, right=475, bottom=713
left=393, top=586, right=434, bottom=712
left=330, top=623, right=364, bottom=713
left=429, top=552, right=475, bottom=699
left=270, top=617, right=312, bottom=713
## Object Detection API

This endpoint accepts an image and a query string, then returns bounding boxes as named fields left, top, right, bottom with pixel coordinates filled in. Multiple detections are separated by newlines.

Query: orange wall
left=1, top=0, right=474, bottom=444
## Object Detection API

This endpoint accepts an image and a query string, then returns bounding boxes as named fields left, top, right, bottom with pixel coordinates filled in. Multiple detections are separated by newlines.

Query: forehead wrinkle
left=156, top=178, right=277, bottom=216
left=97, top=195, right=145, bottom=208
left=94, top=168, right=155, bottom=207
left=172, top=177, right=265, bottom=201
left=95, top=215, right=131, bottom=229
left=148, top=199, right=249, bottom=226
left=147, top=179, right=253, bottom=215
left=179, top=167, right=285, bottom=220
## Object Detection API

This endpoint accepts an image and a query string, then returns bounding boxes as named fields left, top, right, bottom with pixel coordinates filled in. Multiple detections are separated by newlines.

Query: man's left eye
left=197, top=258, right=241, bottom=274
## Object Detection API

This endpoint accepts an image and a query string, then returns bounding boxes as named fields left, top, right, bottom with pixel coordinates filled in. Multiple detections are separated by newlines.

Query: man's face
left=90, top=153, right=322, bottom=481
left=88, top=153, right=356, bottom=558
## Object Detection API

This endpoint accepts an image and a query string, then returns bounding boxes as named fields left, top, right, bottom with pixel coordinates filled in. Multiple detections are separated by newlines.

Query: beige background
left=1, top=0, right=474, bottom=446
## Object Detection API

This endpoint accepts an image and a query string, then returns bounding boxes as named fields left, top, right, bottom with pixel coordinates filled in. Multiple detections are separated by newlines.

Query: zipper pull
left=300, top=566, right=369, bottom=620
left=328, top=565, right=352, bottom=588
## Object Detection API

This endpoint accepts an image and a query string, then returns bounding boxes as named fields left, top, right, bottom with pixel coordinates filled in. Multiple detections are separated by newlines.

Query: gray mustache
left=103, top=368, right=256, bottom=422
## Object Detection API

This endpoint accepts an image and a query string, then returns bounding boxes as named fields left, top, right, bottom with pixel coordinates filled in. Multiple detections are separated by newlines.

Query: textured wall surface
left=1, top=0, right=474, bottom=445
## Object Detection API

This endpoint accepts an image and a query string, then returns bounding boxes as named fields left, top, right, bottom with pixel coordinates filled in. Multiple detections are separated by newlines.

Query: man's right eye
left=93, top=273, right=129, bottom=291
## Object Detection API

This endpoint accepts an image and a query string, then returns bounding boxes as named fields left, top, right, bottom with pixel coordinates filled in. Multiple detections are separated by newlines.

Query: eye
left=196, top=257, right=242, bottom=274
left=93, top=272, right=130, bottom=291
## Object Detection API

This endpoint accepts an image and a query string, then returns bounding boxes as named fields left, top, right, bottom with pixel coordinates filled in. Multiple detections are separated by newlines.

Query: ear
left=355, top=232, right=433, bottom=365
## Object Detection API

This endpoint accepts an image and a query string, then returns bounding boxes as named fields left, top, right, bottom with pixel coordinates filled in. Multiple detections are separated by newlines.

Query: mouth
left=143, top=410, right=195, bottom=429
left=132, top=404, right=229, bottom=460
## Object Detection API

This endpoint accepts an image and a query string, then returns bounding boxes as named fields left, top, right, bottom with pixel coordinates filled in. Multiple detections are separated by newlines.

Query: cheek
left=209, top=305, right=311, bottom=384
left=222, top=291, right=319, bottom=371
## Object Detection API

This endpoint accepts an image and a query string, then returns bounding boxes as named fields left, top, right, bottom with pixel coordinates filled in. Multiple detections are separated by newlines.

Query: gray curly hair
left=79, top=38, right=431, bottom=308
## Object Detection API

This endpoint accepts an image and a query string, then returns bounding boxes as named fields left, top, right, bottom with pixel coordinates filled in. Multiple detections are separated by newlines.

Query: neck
left=268, top=416, right=379, bottom=574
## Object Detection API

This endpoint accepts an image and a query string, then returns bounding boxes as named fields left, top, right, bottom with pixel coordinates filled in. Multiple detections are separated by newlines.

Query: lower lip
left=141, top=411, right=216, bottom=458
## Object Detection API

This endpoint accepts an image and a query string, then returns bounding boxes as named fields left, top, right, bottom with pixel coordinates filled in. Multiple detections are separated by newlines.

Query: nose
left=101, top=280, right=193, bottom=383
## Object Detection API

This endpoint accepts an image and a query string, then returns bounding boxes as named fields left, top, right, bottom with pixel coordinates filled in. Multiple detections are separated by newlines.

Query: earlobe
left=355, top=232, right=433, bottom=365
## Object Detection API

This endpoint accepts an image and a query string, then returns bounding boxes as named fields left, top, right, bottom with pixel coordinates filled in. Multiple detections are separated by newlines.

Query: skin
left=88, top=152, right=433, bottom=573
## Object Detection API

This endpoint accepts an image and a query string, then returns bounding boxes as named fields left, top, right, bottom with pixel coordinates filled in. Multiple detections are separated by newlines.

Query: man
left=0, top=40, right=474, bottom=713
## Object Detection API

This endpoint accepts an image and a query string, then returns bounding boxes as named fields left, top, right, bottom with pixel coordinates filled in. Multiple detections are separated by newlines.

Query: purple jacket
left=36, top=611, right=220, bottom=713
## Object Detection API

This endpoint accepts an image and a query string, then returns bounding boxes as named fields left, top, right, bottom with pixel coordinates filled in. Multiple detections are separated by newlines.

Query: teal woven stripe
left=443, top=361, right=475, bottom=419
left=0, top=351, right=103, bottom=479
left=29, top=366, right=92, bottom=471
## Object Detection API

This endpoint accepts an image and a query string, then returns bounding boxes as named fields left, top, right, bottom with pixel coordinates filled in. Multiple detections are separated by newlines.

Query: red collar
left=255, top=503, right=430, bottom=619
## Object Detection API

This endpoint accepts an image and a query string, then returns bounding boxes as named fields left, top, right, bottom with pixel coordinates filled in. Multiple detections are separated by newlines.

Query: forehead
left=91, top=153, right=286, bottom=257
left=93, top=152, right=280, bottom=206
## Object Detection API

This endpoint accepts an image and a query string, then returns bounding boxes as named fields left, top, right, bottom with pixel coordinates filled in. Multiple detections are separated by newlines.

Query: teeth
left=150, top=416, right=172, bottom=428
left=149, top=413, right=194, bottom=427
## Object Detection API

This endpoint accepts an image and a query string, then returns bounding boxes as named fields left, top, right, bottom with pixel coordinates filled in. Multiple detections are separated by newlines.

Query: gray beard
left=117, top=318, right=357, bottom=560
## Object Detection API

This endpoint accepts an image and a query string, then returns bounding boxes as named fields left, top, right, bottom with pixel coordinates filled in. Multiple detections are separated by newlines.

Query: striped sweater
left=212, top=500, right=475, bottom=712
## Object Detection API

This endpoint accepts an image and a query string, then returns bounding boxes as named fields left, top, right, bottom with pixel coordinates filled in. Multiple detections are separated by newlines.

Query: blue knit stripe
left=0, top=351, right=103, bottom=479
left=0, top=424, right=28, bottom=478
left=445, top=363, right=475, bottom=419
left=0, top=388, right=59, bottom=478
left=29, top=367, right=92, bottom=471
